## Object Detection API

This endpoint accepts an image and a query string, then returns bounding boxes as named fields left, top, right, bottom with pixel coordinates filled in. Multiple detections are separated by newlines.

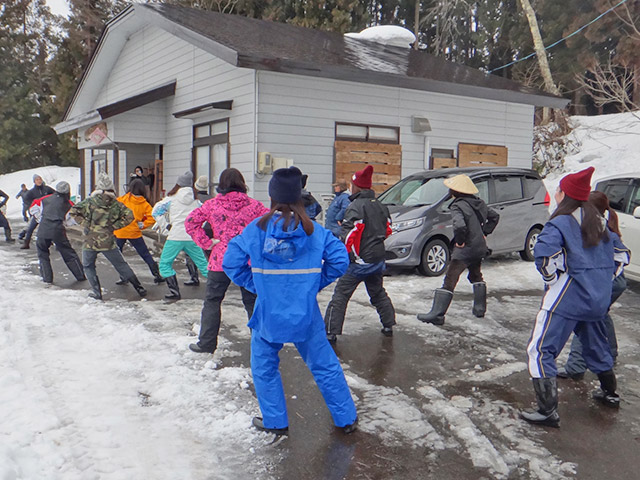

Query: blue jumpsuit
left=526, top=211, right=628, bottom=378
left=223, top=215, right=357, bottom=429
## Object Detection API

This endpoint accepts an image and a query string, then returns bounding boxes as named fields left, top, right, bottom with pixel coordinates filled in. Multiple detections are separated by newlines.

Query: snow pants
left=116, top=237, right=155, bottom=268
left=158, top=240, right=208, bottom=279
left=251, top=327, right=357, bottom=430
left=37, top=232, right=85, bottom=283
left=564, top=274, right=627, bottom=375
left=324, top=267, right=395, bottom=336
left=442, top=259, right=483, bottom=292
left=526, top=309, right=613, bottom=378
left=82, top=248, right=137, bottom=295
left=197, top=271, right=256, bottom=352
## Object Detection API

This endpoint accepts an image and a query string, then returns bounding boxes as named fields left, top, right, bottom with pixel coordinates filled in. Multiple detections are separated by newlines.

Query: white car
left=595, top=175, right=640, bottom=282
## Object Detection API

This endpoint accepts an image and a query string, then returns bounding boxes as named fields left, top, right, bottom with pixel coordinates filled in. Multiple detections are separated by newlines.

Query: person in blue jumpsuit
left=223, top=166, right=358, bottom=436
left=521, top=167, right=625, bottom=428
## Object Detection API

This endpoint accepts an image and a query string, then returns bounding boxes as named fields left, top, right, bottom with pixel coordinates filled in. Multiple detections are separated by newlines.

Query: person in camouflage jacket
left=70, top=173, right=147, bottom=300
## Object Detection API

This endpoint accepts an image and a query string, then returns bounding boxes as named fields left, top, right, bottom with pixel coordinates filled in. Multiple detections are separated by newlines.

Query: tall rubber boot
left=184, top=258, right=200, bottom=286
left=5, top=228, right=15, bottom=243
left=520, top=377, right=560, bottom=428
left=150, top=261, right=165, bottom=283
left=164, top=275, right=181, bottom=301
left=472, top=282, right=487, bottom=318
left=129, top=275, right=147, bottom=298
left=88, top=278, right=103, bottom=300
left=417, top=289, right=453, bottom=325
left=593, top=370, right=620, bottom=408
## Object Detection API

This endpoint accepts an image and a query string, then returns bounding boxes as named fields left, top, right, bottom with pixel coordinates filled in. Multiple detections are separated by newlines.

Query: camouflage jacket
left=70, top=192, right=134, bottom=251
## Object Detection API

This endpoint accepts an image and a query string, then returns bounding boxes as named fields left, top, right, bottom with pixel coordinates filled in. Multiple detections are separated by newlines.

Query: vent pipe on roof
left=345, top=26, right=416, bottom=49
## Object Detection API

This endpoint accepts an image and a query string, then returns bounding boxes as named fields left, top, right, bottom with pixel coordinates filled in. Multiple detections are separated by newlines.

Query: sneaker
left=189, top=343, right=214, bottom=354
left=115, top=279, right=128, bottom=285
left=381, top=327, right=393, bottom=337
left=252, top=417, right=288, bottom=436
left=327, top=334, right=337, bottom=344
left=592, top=390, right=620, bottom=408
left=556, top=368, right=584, bottom=381
left=342, top=417, right=358, bottom=434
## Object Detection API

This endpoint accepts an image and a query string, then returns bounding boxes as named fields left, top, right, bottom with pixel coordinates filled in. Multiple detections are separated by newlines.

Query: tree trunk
left=518, top=0, right=561, bottom=123
left=414, top=0, right=420, bottom=50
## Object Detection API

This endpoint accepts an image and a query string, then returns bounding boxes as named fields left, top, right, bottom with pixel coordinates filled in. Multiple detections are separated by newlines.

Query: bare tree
left=518, top=0, right=561, bottom=124
left=576, top=60, right=640, bottom=113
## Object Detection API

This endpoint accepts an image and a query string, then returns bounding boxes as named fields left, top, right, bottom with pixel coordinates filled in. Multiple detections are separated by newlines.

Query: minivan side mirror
left=634, top=206, right=640, bottom=219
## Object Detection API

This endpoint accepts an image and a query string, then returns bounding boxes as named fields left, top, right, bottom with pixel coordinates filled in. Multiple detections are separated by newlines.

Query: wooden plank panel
left=336, top=162, right=401, bottom=176
left=458, top=143, right=508, bottom=168
left=432, top=157, right=457, bottom=169
left=335, top=141, right=402, bottom=155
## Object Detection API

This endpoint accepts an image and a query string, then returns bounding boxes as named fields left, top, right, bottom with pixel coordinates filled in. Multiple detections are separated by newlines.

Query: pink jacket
left=185, top=191, right=268, bottom=271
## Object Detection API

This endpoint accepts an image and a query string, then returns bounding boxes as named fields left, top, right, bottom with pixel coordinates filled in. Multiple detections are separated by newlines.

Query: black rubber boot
left=150, top=261, right=165, bottom=283
left=472, top=282, right=487, bottom=318
left=184, top=259, right=200, bottom=286
left=129, top=275, right=147, bottom=298
left=252, top=417, right=288, bottom=436
left=417, top=289, right=453, bottom=325
left=520, top=377, right=560, bottom=428
left=342, top=417, right=358, bottom=434
left=20, top=241, right=30, bottom=249
left=5, top=228, right=15, bottom=243
left=164, top=275, right=181, bottom=300
left=593, top=370, right=620, bottom=408
left=88, top=278, right=103, bottom=300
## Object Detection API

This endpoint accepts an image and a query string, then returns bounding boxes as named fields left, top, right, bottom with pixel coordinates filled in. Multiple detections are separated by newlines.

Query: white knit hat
left=194, top=175, right=209, bottom=191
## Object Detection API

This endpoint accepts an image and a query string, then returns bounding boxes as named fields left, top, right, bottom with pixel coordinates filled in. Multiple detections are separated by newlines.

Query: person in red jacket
left=324, top=165, right=395, bottom=343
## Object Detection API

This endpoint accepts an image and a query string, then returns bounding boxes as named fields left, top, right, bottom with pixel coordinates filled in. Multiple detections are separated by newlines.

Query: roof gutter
left=54, top=110, right=102, bottom=135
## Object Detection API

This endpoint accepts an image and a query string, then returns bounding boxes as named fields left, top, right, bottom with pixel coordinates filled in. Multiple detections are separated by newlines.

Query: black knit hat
left=269, top=167, right=302, bottom=204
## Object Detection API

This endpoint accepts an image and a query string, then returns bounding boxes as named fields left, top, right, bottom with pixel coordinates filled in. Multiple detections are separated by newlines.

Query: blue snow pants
left=526, top=309, right=613, bottom=378
left=158, top=240, right=208, bottom=279
left=250, top=327, right=357, bottom=430
left=563, top=274, right=627, bottom=375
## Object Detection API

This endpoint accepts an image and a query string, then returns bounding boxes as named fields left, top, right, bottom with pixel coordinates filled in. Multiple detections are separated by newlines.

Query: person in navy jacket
left=324, top=180, right=350, bottom=237
left=223, top=166, right=358, bottom=436
left=521, top=167, right=624, bottom=428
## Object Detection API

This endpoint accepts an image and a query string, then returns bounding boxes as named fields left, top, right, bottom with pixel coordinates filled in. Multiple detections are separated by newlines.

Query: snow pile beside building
left=345, top=26, right=416, bottom=48
left=0, top=166, right=80, bottom=219
left=541, top=111, right=640, bottom=193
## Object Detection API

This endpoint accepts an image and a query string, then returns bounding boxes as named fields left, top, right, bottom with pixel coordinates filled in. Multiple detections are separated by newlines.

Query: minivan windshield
left=379, top=176, right=449, bottom=207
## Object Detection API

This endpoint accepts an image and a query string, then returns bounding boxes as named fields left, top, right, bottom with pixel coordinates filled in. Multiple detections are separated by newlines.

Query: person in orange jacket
left=114, top=179, right=164, bottom=284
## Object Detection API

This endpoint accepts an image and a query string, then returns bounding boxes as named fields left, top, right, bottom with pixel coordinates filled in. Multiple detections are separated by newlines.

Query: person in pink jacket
left=185, top=168, right=269, bottom=354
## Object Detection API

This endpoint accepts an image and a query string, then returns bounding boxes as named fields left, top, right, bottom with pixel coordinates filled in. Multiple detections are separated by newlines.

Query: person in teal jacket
left=223, top=166, right=358, bottom=436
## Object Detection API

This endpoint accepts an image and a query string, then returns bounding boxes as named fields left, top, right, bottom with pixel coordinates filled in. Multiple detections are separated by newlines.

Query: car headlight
left=391, top=218, right=424, bottom=233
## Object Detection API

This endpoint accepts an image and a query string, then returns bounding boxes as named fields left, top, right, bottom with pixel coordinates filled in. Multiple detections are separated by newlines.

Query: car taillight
left=544, top=191, right=550, bottom=206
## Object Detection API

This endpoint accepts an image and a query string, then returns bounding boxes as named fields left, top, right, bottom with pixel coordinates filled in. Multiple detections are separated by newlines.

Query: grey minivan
left=380, top=167, right=550, bottom=276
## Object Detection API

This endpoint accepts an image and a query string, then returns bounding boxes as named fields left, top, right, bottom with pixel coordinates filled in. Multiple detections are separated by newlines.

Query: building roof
left=142, top=3, right=567, bottom=108
left=57, top=3, right=567, bottom=131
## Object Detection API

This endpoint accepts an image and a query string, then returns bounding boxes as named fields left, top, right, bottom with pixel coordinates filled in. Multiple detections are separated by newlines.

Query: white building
left=54, top=3, right=567, bottom=203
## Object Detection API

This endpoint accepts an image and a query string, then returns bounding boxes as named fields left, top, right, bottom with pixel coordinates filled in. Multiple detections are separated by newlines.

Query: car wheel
left=418, top=239, right=450, bottom=276
left=520, top=227, right=541, bottom=262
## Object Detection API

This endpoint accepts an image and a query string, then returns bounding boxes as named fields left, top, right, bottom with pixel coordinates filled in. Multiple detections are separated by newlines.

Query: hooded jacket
left=185, top=191, right=268, bottom=271
left=534, top=211, right=629, bottom=322
left=151, top=187, right=200, bottom=242
left=37, top=193, right=74, bottom=239
left=324, top=191, right=350, bottom=236
left=70, top=191, right=134, bottom=251
left=24, top=183, right=55, bottom=207
left=223, top=216, right=349, bottom=343
left=340, top=189, right=391, bottom=264
left=114, top=193, right=155, bottom=239
left=449, top=196, right=499, bottom=264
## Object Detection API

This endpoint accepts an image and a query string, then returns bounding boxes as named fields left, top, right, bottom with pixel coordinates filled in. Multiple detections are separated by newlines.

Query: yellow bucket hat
left=443, top=174, right=479, bottom=195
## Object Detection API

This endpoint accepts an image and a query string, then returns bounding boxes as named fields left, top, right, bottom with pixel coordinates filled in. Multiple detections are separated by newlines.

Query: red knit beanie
left=352, top=165, right=374, bottom=189
left=559, top=166, right=594, bottom=202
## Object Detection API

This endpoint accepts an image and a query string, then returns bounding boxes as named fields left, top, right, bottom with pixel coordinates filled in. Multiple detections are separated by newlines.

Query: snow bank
left=345, top=25, right=416, bottom=48
left=542, top=111, right=640, bottom=194
left=0, top=166, right=80, bottom=219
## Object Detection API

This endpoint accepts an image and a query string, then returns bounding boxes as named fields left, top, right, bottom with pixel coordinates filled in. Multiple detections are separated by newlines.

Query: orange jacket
left=114, top=193, right=155, bottom=239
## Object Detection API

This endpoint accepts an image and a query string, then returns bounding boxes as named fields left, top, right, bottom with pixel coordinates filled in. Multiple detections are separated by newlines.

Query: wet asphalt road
left=9, top=230, right=640, bottom=480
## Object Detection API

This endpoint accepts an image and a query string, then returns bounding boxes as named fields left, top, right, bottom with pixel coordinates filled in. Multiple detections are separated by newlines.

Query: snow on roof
left=345, top=25, right=416, bottom=48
